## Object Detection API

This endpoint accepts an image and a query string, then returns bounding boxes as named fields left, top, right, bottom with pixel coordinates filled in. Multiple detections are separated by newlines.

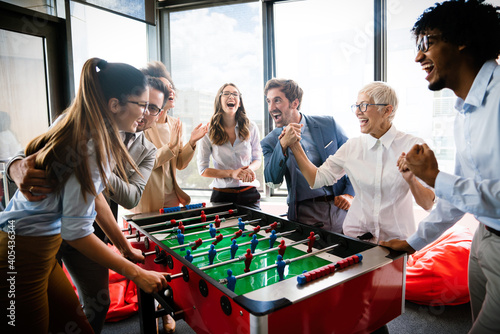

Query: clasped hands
left=230, top=166, right=255, bottom=183
left=397, top=143, right=439, bottom=188
left=279, top=123, right=303, bottom=150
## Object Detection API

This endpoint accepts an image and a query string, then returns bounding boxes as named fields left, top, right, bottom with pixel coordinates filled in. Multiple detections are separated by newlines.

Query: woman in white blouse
left=290, top=82, right=435, bottom=243
left=197, top=83, right=262, bottom=209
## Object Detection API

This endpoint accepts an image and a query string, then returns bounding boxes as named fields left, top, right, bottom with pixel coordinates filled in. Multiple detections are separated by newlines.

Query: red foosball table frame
left=124, top=203, right=406, bottom=334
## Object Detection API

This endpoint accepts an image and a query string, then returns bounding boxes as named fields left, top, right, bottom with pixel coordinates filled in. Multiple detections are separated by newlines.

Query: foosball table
left=123, top=203, right=406, bottom=334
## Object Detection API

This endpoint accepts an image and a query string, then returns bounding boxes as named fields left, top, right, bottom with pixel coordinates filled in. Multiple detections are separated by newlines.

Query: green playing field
left=154, top=225, right=331, bottom=295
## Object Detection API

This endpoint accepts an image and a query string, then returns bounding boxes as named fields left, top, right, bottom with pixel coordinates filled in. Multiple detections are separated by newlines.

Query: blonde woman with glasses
left=290, top=81, right=435, bottom=244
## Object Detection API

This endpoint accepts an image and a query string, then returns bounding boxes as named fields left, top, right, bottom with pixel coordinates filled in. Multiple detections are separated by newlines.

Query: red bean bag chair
left=405, top=224, right=473, bottom=306
left=62, top=245, right=139, bottom=322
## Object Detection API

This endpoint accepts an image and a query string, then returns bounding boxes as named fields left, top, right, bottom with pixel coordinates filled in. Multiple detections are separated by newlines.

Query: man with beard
left=380, top=1, right=500, bottom=333
left=260, top=78, right=354, bottom=233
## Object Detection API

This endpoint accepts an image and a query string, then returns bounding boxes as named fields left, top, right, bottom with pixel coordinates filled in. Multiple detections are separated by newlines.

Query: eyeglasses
left=126, top=100, right=149, bottom=112
left=416, top=34, right=440, bottom=53
left=351, top=103, right=388, bottom=113
left=220, top=91, right=240, bottom=98
left=147, top=104, right=163, bottom=116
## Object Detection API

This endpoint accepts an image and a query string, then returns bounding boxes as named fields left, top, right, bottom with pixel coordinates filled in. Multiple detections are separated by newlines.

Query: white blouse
left=197, top=121, right=261, bottom=189
left=314, top=125, right=426, bottom=243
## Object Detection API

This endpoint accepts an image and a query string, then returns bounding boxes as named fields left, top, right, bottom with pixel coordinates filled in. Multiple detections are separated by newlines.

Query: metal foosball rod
left=201, top=233, right=320, bottom=271
left=150, top=215, right=248, bottom=235
left=140, top=209, right=239, bottom=230
left=191, top=229, right=294, bottom=259
left=168, top=223, right=289, bottom=251
left=218, top=242, right=340, bottom=284
left=157, top=218, right=261, bottom=240
left=162, top=230, right=299, bottom=282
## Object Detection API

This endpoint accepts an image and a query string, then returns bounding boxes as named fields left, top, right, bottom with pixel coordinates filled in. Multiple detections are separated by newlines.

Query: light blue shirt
left=197, top=121, right=261, bottom=189
left=0, top=141, right=110, bottom=241
left=408, top=60, right=500, bottom=251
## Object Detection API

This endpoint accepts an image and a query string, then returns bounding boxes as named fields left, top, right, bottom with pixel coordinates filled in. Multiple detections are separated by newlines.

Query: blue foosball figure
left=230, top=239, right=239, bottom=259
left=177, top=230, right=185, bottom=250
left=250, top=234, right=259, bottom=254
left=276, top=254, right=286, bottom=281
left=269, top=230, right=277, bottom=248
left=238, top=218, right=246, bottom=237
left=208, top=223, right=217, bottom=238
left=184, top=249, right=193, bottom=263
left=208, top=244, right=217, bottom=265
left=226, top=269, right=236, bottom=292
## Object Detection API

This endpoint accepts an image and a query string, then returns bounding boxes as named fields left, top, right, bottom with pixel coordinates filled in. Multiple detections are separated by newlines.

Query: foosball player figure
left=269, top=230, right=277, bottom=248
left=231, top=229, right=243, bottom=241
left=208, top=244, right=217, bottom=265
left=307, top=232, right=316, bottom=253
left=276, top=255, right=286, bottom=281
left=208, top=223, right=217, bottom=238
left=191, top=238, right=203, bottom=251
left=265, top=221, right=278, bottom=233
left=178, top=221, right=185, bottom=234
left=226, top=269, right=236, bottom=292
left=249, top=225, right=261, bottom=237
left=177, top=230, right=185, bottom=250
left=214, top=215, right=222, bottom=228
left=278, top=240, right=287, bottom=257
left=200, top=210, right=207, bottom=223
left=244, top=249, right=253, bottom=273
left=212, top=233, right=223, bottom=246
left=184, top=249, right=194, bottom=263
left=230, top=239, right=239, bottom=259
left=238, top=218, right=245, bottom=237
left=250, top=234, right=259, bottom=254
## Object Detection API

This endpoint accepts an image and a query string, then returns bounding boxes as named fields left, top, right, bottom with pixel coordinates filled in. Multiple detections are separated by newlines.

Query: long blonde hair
left=26, top=58, right=145, bottom=199
left=209, top=83, right=250, bottom=146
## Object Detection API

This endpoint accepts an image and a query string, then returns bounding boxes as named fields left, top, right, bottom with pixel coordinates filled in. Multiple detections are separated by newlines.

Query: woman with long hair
left=0, top=58, right=167, bottom=333
left=197, top=83, right=262, bottom=209
left=133, top=61, right=208, bottom=213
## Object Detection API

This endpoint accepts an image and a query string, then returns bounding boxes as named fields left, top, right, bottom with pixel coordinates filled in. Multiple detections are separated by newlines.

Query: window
left=70, top=1, right=148, bottom=88
left=2, top=0, right=65, bottom=18
left=274, top=0, right=374, bottom=138
left=387, top=0, right=454, bottom=173
left=272, top=0, right=373, bottom=195
left=168, top=2, right=264, bottom=192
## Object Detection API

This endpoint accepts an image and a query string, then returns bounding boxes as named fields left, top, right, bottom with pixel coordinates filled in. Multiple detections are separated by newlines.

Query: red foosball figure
left=212, top=233, right=224, bottom=245
left=231, top=229, right=243, bottom=241
left=214, top=215, right=222, bottom=228
left=178, top=221, right=185, bottom=234
left=307, top=232, right=316, bottom=253
left=265, top=222, right=278, bottom=233
left=249, top=225, right=261, bottom=237
left=278, top=240, right=287, bottom=257
left=244, top=249, right=253, bottom=273
left=200, top=211, right=207, bottom=222
left=191, top=238, right=203, bottom=251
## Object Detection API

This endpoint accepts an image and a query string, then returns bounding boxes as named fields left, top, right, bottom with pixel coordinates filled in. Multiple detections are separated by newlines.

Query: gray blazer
left=108, top=131, right=156, bottom=209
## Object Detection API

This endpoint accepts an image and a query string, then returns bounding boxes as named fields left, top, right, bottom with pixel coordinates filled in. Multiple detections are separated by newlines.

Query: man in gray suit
left=5, top=88, right=160, bottom=332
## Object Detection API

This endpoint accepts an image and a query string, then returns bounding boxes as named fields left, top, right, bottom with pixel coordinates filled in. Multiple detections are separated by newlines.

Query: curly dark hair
left=412, top=0, right=500, bottom=65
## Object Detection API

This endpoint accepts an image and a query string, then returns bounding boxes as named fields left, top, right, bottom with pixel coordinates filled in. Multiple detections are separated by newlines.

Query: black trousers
left=211, top=186, right=261, bottom=210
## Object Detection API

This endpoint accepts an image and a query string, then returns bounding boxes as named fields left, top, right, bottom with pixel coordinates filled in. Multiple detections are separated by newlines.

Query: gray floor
left=102, top=300, right=472, bottom=334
